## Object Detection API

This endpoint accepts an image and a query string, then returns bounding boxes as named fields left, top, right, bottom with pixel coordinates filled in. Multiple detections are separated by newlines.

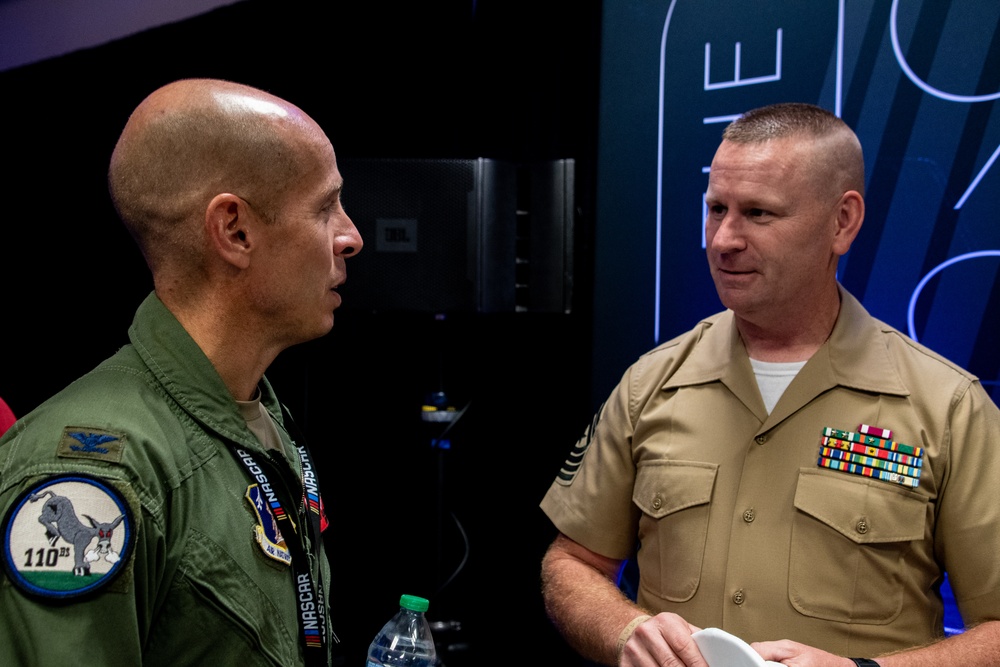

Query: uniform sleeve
left=540, top=364, right=643, bottom=559
left=934, top=380, right=1000, bottom=625
left=0, top=469, right=155, bottom=664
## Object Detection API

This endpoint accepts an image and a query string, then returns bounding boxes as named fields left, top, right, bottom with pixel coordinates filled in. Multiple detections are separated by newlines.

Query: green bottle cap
left=399, top=594, right=430, bottom=613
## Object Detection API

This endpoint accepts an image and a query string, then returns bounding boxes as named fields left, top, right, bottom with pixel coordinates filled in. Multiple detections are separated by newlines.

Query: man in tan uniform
left=540, top=103, right=1000, bottom=667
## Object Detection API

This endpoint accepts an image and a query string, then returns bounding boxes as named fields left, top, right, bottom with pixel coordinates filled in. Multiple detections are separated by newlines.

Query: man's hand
left=620, top=612, right=709, bottom=667
left=752, top=639, right=857, bottom=667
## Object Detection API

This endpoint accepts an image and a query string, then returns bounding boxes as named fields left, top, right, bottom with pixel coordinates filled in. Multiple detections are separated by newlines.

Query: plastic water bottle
left=365, top=594, right=439, bottom=667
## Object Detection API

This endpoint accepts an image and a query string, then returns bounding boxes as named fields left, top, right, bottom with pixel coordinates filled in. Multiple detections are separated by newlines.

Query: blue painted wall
left=593, top=0, right=999, bottom=404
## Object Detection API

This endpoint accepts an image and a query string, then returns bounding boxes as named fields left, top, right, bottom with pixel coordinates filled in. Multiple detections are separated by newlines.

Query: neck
left=159, top=290, right=277, bottom=402
left=737, top=287, right=842, bottom=362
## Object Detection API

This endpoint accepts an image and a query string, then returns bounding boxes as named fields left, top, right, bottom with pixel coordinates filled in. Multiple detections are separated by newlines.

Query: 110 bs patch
left=2, top=474, right=134, bottom=600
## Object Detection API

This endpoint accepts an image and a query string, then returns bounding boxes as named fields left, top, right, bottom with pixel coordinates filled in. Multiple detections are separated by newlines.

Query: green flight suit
left=0, top=293, right=333, bottom=666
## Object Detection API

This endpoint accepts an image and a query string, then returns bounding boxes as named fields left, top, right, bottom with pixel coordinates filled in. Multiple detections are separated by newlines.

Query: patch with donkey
left=2, top=474, right=134, bottom=600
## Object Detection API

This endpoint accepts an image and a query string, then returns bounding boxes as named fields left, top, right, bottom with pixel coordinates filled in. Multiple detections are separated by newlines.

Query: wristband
left=849, top=659, right=880, bottom=667
left=616, top=614, right=652, bottom=661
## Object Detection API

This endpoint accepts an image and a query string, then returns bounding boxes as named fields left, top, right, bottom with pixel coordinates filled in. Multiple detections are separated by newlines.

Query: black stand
left=420, top=314, right=471, bottom=666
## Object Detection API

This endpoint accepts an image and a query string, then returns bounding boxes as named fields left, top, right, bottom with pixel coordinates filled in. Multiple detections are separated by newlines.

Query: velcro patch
left=56, top=427, right=126, bottom=463
left=2, top=474, right=134, bottom=600
left=245, top=484, right=292, bottom=566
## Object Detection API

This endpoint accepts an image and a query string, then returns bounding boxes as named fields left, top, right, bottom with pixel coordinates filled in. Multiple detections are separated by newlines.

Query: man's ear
left=205, top=193, right=253, bottom=269
left=832, top=190, right=864, bottom=257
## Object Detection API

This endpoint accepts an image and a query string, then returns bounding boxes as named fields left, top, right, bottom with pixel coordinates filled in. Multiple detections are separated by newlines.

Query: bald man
left=0, top=79, right=362, bottom=666
left=540, top=103, right=1000, bottom=667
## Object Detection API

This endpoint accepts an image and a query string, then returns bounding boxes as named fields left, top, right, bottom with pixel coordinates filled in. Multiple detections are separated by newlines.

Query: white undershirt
left=750, top=358, right=807, bottom=414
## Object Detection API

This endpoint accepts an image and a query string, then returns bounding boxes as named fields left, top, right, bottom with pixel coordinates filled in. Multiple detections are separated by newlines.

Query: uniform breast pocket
left=633, top=461, right=718, bottom=602
left=155, top=529, right=299, bottom=667
left=789, top=469, right=927, bottom=624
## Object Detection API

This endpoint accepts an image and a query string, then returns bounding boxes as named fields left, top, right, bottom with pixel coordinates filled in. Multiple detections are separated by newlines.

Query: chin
left=316, top=316, right=335, bottom=336
left=296, top=318, right=335, bottom=345
left=717, top=292, right=756, bottom=315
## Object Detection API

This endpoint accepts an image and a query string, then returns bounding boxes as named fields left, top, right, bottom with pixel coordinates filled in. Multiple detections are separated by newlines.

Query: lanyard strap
left=232, top=405, right=337, bottom=666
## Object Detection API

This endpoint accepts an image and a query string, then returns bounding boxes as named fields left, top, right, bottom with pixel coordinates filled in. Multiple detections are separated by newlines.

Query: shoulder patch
left=245, top=484, right=292, bottom=566
left=57, top=427, right=127, bottom=463
left=2, top=474, right=134, bottom=600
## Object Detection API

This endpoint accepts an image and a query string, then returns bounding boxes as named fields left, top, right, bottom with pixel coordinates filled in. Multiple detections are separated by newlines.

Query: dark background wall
left=0, top=1, right=601, bottom=664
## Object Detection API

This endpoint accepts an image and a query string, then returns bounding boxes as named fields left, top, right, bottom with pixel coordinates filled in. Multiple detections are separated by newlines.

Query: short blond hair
left=723, top=102, right=865, bottom=197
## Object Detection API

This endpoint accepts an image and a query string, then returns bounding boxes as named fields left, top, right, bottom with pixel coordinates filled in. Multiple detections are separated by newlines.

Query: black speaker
left=337, top=157, right=574, bottom=314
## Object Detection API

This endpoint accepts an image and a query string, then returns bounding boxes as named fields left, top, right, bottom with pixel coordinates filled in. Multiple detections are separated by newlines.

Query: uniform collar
left=663, top=285, right=909, bottom=421
left=127, top=292, right=285, bottom=451
left=821, top=286, right=909, bottom=397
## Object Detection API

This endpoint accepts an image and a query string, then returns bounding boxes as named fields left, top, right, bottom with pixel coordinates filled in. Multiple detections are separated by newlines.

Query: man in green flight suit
left=0, top=78, right=363, bottom=666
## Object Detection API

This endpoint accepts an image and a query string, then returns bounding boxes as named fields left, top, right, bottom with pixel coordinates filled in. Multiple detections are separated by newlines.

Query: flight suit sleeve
left=0, top=469, right=156, bottom=664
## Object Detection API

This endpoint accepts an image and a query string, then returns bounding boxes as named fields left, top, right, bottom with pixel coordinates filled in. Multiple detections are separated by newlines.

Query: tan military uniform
left=541, top=286, right=1000, bottom=656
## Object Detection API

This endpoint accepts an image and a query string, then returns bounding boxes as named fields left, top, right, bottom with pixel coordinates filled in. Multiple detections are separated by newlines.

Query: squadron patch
left=245, top=484, right=292, bottom=565
left=2, top=474, right=134, bottom=600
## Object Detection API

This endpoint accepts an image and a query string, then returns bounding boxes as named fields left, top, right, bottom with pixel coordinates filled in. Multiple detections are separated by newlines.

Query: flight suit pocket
left=162, top=530, right=299, bottom=666
left=633, top=461, right=717, bottom=602
left=789, top=469, right=926, bottom=623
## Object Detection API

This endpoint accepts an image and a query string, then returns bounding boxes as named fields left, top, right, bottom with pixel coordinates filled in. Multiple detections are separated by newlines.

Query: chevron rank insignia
left=555, top=402, right=605, bottom=486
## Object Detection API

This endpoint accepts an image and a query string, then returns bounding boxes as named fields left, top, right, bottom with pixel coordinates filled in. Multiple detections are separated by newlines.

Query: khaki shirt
left=541, top=287, right=1000, bottom=656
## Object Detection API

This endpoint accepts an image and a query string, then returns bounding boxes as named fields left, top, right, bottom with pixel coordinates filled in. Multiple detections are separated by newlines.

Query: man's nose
left=708, top=214, right=745, bottom=252
left=338, top=214, right=363, bottom=257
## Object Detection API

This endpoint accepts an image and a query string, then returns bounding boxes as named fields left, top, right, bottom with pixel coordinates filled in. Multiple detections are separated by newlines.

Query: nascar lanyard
left=232, top=405, right=335, bottom=667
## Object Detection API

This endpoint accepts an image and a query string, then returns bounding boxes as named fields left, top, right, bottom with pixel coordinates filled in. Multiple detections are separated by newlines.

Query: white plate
left=691, top=627, right=783, bottom=667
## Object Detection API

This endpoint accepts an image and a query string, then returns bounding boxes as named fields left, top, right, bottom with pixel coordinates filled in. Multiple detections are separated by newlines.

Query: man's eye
left=748, top=208, right=767, bottom=218
left=709, top=204, right=726, bottom=215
